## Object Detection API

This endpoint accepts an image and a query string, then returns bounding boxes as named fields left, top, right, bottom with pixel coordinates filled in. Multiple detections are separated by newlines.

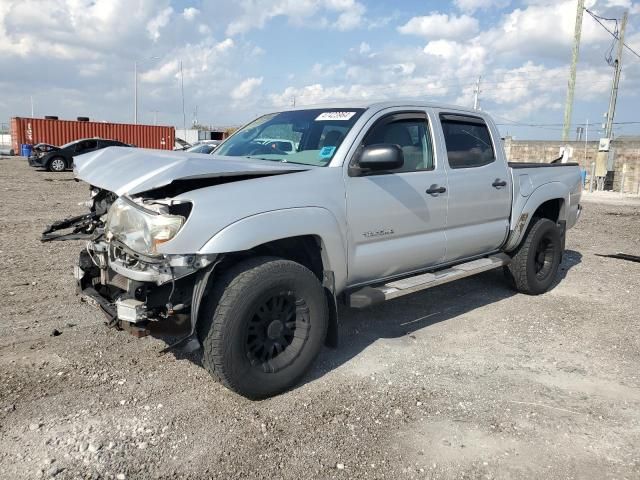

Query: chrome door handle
left=492, top=179, right=507, bottom=188
left=426, top=185, right=447, bottom=195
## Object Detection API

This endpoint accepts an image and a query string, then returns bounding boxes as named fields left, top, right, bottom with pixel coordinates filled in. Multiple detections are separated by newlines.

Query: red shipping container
left=11, top=117, right=175, bottom=153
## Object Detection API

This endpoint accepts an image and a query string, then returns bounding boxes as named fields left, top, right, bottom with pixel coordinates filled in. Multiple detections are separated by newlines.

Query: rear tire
left=198, top=256, right=328, bottom=399
left=505, top=218, right=562, bottom=295
left=47, top=157, right=66, bottom=172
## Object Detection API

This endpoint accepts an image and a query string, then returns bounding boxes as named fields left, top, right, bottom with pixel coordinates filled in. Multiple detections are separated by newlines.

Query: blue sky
left=1, top=0, right=639, bottom=139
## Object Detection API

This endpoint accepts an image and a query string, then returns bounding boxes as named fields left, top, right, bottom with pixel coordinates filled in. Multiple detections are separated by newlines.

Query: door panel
left=437, top=112, right=511, bottom=262
left=345, top=110, right=448, bottom=286
left=346, top=171, right=448, bottom=285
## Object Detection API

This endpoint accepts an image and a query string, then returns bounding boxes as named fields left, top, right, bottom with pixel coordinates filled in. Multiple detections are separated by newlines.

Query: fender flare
left=504, top=182, right=569, bottom=252
left=198, top=207, right=348, bottom=293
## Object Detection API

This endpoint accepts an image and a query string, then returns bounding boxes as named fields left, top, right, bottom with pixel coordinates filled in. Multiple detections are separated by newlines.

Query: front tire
left=198, top=257, right=328, bottom=399
left=47, top=157, right=66, bottom=172
left=505, top=218, right=562, bottom=295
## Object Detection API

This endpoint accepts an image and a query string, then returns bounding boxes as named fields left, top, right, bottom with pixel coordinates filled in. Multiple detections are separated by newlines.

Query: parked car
left=185, top=140, right=221, bottom=154
left=42, top=101, right=582, bottom=399
left=174, top=138, right=191, bottom=151
left=28, top=138, right=133, bottom=172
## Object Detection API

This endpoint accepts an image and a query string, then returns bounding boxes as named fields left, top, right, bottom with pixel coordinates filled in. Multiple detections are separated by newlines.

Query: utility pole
left=562, top=0, right=585, bottom=141
left=473, top=75, right=481, bottom=110
left=134, top=61, right=138, bottom=124
left=180, top=60, right=186, bottom=134
left=584, top=118, right=588, bottom=159
left=604, top=10, right=628, bottom=139
left=30, top=96, right=34, bottom=118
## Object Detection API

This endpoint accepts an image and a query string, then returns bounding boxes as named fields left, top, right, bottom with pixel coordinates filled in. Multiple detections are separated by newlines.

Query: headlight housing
left=105, top=197, right=185, bottom=256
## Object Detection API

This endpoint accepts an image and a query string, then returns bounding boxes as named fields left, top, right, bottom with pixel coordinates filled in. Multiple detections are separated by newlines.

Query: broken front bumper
left=75, top=239, right=217, bottom=345
left=28, top=155, right=46, bottom=167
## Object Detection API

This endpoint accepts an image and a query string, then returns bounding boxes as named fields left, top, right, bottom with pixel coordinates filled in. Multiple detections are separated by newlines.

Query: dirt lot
left=1, top=156, right=639, bottom=479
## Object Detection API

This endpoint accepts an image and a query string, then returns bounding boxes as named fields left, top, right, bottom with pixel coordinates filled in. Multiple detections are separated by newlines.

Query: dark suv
left=28, top=138, right=133, bottom=172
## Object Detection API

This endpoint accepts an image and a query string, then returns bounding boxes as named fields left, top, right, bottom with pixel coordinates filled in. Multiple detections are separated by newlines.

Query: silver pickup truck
left=43, top=101, right=582, bottom=398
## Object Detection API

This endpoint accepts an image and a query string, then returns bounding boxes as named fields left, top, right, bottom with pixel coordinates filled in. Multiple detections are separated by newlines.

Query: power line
left=492, top=113, right=640, bottom=130
left=585, top=8, right=640, bottom=61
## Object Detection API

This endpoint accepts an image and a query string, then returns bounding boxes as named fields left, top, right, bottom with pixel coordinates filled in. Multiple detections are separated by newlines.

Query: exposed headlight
left=105, top=197, right=185, bottom=256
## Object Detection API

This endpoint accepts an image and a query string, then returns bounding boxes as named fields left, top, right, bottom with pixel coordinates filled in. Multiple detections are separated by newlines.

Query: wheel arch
left=505, top=182, right=569, bottom=252
left=198, top=208, right=347, bottom=347
left=198, top=207, right=347, bottom=288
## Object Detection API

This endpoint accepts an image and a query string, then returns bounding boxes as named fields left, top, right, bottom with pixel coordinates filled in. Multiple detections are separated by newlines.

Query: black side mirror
left=351, top=144, right=404, bottom=175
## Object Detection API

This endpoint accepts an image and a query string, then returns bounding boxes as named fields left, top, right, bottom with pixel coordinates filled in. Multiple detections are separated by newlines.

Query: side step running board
left=347, top=254, right=510, bottom=309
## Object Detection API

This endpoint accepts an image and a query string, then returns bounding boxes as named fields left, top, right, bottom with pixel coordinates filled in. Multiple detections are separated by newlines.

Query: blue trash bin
left=21, top=144, right=33, bottom=157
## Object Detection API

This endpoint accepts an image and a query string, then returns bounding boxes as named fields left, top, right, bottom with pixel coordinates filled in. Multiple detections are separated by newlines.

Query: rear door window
left=440, top=114, right=495, bottom=169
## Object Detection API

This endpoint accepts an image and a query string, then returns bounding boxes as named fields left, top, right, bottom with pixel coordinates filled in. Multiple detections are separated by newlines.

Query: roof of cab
left=281, top=100, right=482, bottom=115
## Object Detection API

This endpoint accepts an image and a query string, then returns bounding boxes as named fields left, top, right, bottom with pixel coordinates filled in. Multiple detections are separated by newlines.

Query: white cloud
left=269, top=0, right=634, bottom=128
left=182, top=7, right=199, bottom=20
left=138, top=60, right=176, bottom=84
left=270, top=84, right=372, bottom=107
left=311, top=61, right=347, bottom=77
left=331, top=0, right=365, bottom=30
left=604, top=0, right=632, bottom=7
left=269, top=75, right=452, bottom=108
left=628, top=31, right=640, bottom=51
left=139, top=38, right=235, bottom=85
left=479, top=0, right=610, bottom=60
left=389, top=63, right=416, bottom=76
left=423, top=39, right=487, bottom=77
left=225, top=0, right=366, bottom=35
left=146, top=6, right=173, bottom=41
left=215, top=38, right=235, bottom=53
left=1, top=0, right=171, bottom=58
left=398, top=13, right=479, bottom=40
left=231, top=77, right=264, bottom=99
left=454, top=0, right=510, bottom=13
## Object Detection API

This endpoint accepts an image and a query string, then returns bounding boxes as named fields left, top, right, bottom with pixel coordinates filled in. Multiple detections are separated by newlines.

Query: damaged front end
left=42, top=186, right=215, bottom=351
left=41, top=147, right=311, bottom=350
left=42, top=188, right=116, bottom=242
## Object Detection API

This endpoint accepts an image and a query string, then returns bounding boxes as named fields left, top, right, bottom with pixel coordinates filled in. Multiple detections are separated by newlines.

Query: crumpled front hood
left=34, top=143, right=59, bottom=152
left=74, top=147, right=310, bottom=196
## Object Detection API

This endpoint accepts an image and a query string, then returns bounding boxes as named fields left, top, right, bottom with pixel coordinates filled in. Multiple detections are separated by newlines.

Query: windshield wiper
left=245, top=156, right=283, bottom=162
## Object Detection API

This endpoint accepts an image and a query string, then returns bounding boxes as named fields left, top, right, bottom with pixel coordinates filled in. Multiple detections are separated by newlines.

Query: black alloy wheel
left=245, top=291, right=310, bottom=373
left=198, top=256, right=328, bottom=399
left=505, top=217, right=562, bottom=295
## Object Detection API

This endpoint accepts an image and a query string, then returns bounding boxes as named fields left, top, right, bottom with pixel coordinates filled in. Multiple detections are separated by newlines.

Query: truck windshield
left=215, top=108, right=365, bottom=166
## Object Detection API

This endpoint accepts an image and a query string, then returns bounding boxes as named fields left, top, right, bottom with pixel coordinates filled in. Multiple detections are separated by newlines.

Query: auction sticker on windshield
left=315, top=111, right=357, bottom=121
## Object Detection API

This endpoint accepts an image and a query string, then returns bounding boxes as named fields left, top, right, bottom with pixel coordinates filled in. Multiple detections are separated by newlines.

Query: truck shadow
left=162, top=250, right=582, bottom=390
left=303, top=249, right=582, bottom=386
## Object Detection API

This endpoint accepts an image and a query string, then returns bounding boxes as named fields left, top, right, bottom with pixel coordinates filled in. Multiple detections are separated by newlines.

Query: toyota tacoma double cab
left=43, top=101, right=582, bottom=399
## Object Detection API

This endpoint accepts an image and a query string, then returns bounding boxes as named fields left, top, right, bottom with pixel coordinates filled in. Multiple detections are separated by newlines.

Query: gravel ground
left=1, top=156, right=639, bottom=480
